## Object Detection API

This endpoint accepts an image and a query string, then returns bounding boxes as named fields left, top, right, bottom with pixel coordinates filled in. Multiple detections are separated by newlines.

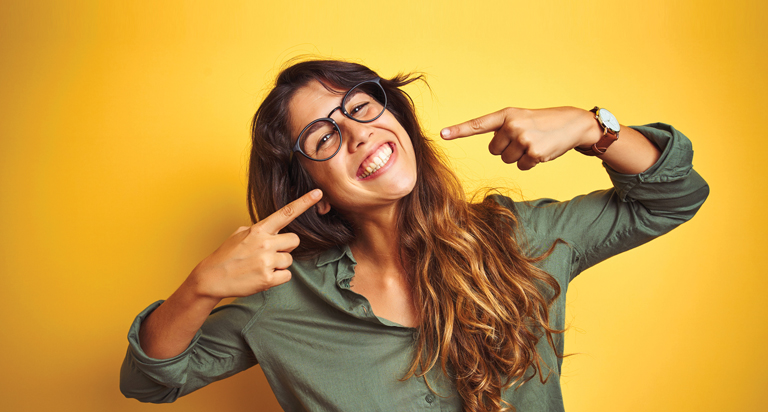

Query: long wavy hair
left=248, top=59, right=562, bottom=412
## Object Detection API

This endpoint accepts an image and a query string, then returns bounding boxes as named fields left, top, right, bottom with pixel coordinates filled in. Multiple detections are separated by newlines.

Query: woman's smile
left=289, top=80, right=418, bottom=213
left=357, top=142, right=395, bottom=179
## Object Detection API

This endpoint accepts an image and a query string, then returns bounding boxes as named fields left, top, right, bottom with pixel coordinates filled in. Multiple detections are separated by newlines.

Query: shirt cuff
left=125, top=300, right=203, bottom=387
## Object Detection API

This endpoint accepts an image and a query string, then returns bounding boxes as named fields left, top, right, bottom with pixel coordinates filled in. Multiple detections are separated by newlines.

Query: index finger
left=440, top=109, right=507, bottom=140
left=259, top=189, right=323, bottom=234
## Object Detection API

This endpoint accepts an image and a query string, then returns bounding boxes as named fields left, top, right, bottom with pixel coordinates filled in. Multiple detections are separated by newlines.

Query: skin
left=288, top=80, right=421, bottom=327
left=138, top=84, right=661, bottom=359
left=138, top=190, right=323, bottom=359
left=289, top=81, right=419, bottom=218
left=440, top=106, right=660, bottom=174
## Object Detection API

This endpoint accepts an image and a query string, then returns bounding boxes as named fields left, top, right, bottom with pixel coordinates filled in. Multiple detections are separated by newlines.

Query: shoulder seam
left=241, top=289, right=270, bottom=337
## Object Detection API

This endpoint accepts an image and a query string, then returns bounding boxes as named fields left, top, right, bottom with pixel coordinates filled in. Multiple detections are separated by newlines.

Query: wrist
left=182, top=268, right=224, bottom=307
left=574, top=107, right=621, bottom=156
left=576, top=108, right=604, bottom=150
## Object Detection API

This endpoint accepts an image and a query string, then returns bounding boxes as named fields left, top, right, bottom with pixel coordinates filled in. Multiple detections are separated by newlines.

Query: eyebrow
left=345, top=88, right=364, bottom=101
left=304, top=121, right=330, bottom=137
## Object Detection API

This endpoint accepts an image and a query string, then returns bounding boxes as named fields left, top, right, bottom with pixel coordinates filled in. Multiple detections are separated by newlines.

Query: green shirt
left=121, top=123, right=709, bottom=411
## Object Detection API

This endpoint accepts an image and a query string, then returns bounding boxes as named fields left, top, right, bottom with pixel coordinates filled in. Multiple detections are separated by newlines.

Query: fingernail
left=440, top=128, right=451, bottom=138
left=310, top=189, right=322, bottom=199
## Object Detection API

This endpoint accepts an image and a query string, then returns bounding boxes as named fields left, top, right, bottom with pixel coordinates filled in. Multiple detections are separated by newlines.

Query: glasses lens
left=343, top=81, right=386, bottom=122
left=299, top=120, right=341, bottom=160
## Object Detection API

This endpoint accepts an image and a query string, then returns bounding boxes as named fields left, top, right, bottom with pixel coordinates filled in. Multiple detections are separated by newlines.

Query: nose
left=339, top=118, right=374, bottom=152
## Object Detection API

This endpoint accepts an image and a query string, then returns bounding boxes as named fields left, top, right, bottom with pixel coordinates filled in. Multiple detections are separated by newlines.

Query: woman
left=120, top=59, right=708, bottom=411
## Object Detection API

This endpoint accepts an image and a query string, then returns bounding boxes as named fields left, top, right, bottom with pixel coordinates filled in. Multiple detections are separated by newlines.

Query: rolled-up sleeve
left=500, top=123, right=709, bottom=280
left=120, top=296, right=262, bottom=403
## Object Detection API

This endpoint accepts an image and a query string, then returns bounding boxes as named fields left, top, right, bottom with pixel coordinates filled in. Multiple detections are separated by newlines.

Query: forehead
left=288, top=80, right=345, bottom=139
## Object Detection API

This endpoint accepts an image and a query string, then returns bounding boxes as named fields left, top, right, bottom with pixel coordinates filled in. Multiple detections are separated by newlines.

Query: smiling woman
left=286, top=77, right=418, bottom=218
left=120, top=59, right=709, bottom=412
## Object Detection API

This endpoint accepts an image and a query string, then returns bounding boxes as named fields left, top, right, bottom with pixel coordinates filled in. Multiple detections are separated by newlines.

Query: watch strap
left=574, top=107, right=619, bottom=156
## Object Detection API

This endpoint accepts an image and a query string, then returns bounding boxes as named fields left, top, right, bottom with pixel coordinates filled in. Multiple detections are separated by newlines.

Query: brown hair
left=248, top=59, right=562, bottom=411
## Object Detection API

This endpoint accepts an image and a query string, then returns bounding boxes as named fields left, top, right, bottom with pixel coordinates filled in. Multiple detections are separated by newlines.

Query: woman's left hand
left=440, top=106, right=600, bottom=170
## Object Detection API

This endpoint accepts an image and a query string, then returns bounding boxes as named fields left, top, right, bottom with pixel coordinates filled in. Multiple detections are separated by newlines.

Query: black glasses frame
left=292, top=78, right=387, bottom=162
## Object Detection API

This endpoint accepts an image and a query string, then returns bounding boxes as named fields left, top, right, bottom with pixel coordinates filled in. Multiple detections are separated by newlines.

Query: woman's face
left=288, top=80, right=418, bottom=217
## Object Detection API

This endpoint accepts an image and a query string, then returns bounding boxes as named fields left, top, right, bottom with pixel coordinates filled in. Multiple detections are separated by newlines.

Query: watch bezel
left=597, top=108, right=621, bottom=134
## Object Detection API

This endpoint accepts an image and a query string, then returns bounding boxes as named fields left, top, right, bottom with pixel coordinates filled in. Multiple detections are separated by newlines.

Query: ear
left=316, top=198, right=331, bottom=215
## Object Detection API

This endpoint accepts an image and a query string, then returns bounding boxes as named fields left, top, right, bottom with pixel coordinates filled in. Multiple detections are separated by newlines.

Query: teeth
left=360, top=145, right=393, bottom=178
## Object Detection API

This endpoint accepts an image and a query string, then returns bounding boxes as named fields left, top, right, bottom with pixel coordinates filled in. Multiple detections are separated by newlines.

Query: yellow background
left=1, top=1, right=765, bottom=411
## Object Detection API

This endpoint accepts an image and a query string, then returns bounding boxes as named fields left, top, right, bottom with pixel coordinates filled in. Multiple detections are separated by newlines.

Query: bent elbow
left=119, top=355, right=181, bottom=403
left=119, top=379, right=181, bottom=404
left=678, top=173, right=710, bottom=223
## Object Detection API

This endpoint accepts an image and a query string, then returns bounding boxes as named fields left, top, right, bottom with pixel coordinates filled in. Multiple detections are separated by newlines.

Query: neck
left=344, top=201, right=417, bottom=328
left=346, top=203, right=402, bottom=273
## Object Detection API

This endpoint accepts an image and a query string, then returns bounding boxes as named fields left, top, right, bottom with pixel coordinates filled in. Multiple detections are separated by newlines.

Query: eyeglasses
left=292, top=78, right=387, bottom=162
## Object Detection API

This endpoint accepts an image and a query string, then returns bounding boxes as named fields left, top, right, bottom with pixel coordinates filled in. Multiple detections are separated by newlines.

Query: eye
left=315, top=131, right=337, bottom=153
left=350, top=102, right=369, bottom=115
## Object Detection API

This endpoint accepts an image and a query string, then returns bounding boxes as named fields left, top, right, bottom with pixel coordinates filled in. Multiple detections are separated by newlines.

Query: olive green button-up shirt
left=121, top=123, right=709, bottom=411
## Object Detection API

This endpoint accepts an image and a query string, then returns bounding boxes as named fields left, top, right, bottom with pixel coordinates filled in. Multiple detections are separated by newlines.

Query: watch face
left=598, top=108, right=621, bottom=132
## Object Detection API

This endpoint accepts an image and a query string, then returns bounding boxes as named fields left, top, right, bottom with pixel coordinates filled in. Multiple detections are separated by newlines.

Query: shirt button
left=425, top=394, right=435, bottom=404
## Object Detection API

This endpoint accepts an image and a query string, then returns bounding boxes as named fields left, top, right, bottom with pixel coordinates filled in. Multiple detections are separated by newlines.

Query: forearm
left=135, top=191, right=320, bottom=359
left=576, top=108, right=661, bottom=174
left=507, top=122, right=707, bottom=278
left=139, top=276, right=221, bottom=359
left=123, top=282, right=261, bottom=402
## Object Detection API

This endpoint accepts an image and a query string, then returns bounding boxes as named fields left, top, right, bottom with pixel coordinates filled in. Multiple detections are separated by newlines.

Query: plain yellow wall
left=1, top=1, right=765, bottom=411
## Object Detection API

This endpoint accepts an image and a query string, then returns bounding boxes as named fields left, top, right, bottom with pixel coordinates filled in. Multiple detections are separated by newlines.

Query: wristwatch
left=574, top=107, right=620, bottom=156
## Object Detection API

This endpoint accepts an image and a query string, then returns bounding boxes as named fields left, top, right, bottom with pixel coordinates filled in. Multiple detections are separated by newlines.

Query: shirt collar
left=315, top=244, right=356, bottom=267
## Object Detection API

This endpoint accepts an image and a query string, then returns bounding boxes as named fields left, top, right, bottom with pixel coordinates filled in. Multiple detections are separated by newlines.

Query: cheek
left=302, top=160, right=346, bottom=193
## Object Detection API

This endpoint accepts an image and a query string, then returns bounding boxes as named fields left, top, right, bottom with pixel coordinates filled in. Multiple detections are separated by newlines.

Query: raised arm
left=138, top=188, right=322, bottom=358
left=440, top=106, right=660, bottom=174
left=442, top=107, right=708, bottom=279
left=120, top=189, right=323, bottom=402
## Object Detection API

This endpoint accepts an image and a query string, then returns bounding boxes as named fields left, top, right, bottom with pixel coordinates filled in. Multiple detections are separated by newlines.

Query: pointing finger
left=440, top=109, right=507, bottom=140
left=259, top=189, right=323, bottom=234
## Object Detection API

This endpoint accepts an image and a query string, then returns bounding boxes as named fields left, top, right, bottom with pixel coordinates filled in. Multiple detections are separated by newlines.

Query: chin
left=390, top=176, right=417, bottom=199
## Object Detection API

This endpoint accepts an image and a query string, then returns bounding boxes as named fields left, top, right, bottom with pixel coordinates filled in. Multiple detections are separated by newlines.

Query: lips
left=357, top=143, right=394, bottom=179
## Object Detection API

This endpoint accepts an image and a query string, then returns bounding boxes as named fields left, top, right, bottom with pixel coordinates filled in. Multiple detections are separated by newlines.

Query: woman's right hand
left=139, top=189, right=323, bottom=360
left=187, top=188, right=323, bottom=300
